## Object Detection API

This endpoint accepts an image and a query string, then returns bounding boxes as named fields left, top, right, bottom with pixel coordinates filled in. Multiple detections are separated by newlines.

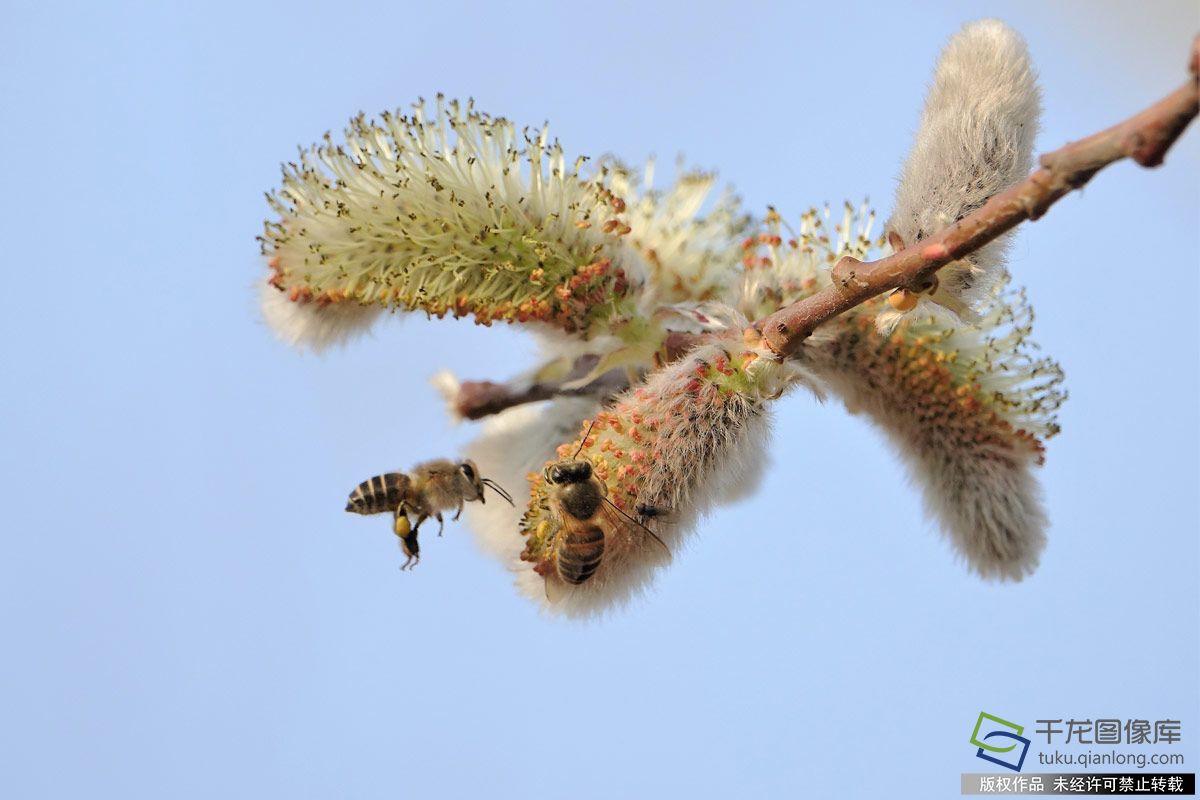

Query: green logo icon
left=971, top=712, right=1024, bottom=752
left=970, top=711, right=1031, bottom=771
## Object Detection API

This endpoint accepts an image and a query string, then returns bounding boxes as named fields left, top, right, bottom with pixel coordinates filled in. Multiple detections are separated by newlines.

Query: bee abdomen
left=557, top=525, right=605, bottom=585
left=345, top=473, right=410, bottom=515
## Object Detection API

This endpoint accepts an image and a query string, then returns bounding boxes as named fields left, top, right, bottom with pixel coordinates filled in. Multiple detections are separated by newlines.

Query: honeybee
left=345, top=459, right=513, bottom=569
left=536, top=426, right=671, bottom=593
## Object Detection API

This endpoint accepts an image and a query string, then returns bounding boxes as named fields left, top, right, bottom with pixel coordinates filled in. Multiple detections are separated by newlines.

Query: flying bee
left=536, top=423, right=671, bottom=595
left=345, top=459, right=513, bottom=570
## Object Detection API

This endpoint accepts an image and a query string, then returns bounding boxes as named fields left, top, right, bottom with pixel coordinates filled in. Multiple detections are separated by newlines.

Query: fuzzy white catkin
left=260, top=281, right=383, bottom=352
left=886, top=19, right=1041, bottom=317
left=915, top=438, right=1046, bottom=580
left=804, top=325, right=1048, bottom=580
left=848, top=374, right=1045, bottom=579
left=516, top=343, right=786, bottom=617
left=546, top=408, right=775, bottom=618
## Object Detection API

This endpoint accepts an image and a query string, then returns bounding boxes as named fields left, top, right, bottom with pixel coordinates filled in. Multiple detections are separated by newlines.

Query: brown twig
left=455, top=366, right=629, bottom=420
left=452, top=332, right=714, bottom=419
left=753, top=36, right=1200, bottom=359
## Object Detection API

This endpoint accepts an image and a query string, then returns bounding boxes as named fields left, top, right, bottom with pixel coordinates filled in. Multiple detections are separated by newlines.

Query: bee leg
left=394, top=507, right=419, bottom=571
left=452, top=501, right=463, bottom=522
left=398, top=529, right=420, bottom=570
left=436, top=513, right=444, bottom=537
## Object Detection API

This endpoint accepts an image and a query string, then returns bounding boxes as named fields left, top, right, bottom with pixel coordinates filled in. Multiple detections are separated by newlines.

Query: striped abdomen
left=555, top=524, right=605, bottom=585
left=345, top=472, right=411, bottom=515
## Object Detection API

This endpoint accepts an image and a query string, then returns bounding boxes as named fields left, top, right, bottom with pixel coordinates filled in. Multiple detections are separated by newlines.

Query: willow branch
left=454, top=37, right=1198, bottom=418
left=754, top=35, right=1200, bottom=359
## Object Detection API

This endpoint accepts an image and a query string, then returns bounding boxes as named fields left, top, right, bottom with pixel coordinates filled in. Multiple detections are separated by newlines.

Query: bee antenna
left=571, top=418, right=599, bottom=460
left=481, top=477, right=515, bottom=506
left=603, top=497, right=671, bottom=559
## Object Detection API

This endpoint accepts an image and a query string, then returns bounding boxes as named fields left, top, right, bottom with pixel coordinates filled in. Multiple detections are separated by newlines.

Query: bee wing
left=598, top=497, right=672, bottom=562
left=416, top=460, right=456, bottom=479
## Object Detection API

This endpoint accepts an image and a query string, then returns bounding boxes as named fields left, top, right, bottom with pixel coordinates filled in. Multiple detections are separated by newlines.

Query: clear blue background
left=2, top=1, right=1196, bottom=797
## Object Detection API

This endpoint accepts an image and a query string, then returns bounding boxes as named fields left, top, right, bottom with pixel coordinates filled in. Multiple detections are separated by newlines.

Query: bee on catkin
left=346, top=459, right=513, bottom=569
left=520, top=341, right=799, bottom=615
left=533, top=422, right=671, bottom=598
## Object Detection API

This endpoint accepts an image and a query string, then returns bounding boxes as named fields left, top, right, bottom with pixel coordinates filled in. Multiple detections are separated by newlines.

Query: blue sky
left=1, top=1, right=1196, bottom=797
